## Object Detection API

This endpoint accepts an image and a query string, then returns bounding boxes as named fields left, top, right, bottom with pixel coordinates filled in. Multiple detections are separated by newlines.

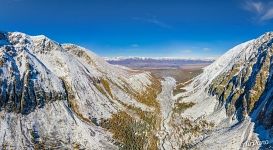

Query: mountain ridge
left=105, top=56, right=215, bottom=61
left=168, top=32, right=273, bottom=149
left=106, top=56, right=214, bottom=69
left=0, top=31, right=163, bottom=149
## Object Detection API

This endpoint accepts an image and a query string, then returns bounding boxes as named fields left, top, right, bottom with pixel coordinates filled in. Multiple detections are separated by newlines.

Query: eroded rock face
left=207, top=33, right=273, bottom=122
left=0, top=32, right=160, bottom=149
left=195, top=32, right=273, bottom=149
left=0, top=32, right=117, bottom=149
left=167, top=32, right=273, bottom=149
left=0, top=34, right=67, bottom=114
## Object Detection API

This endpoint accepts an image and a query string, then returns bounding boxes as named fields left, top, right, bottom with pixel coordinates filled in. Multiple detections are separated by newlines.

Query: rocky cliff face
left=206, top=32, right=273, bottom=149
left=0, top=32, right=162, bottom=149
left=208, top=33, right=273, bottom=120
left=0, top=32, right=67, bottom=114
left=168, top=32, right=273, bottom=149
left=203, top=32, right=273, bottom=136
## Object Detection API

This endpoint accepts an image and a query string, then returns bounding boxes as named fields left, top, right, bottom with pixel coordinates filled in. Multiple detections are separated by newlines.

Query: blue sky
left=1, top=0, right=273, bottom=58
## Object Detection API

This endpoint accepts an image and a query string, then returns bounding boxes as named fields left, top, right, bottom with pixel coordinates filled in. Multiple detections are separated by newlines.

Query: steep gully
left=157, top=77, right=176, bottom=150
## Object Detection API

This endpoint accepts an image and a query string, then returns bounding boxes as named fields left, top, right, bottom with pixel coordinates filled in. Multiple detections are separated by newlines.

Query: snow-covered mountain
left=106, top=57, right=214, bottom=69
left=167, top=32, right=273, bottom=149
left=0, top=32, right=162, bottom=149
left=105, top=56, right=215, bottom=61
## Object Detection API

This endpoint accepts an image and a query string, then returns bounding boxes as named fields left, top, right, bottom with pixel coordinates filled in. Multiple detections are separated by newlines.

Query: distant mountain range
left=105, top=57, right=214, bottom=69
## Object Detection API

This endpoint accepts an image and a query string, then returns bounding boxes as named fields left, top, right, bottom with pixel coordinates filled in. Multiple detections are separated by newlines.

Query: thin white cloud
left=133, top=16, right=172, bottom=29
left=245, top=1, right=263, bottom=14
left=261, top=7, right=273, bottom=21
left=243, top=0, right=273, bottom=22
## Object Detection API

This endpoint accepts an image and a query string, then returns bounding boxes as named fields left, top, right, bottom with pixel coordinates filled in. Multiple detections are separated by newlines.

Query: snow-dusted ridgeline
left=168, top=32, right=273, bottom=149
left=0, top=32, right=162, bottom=149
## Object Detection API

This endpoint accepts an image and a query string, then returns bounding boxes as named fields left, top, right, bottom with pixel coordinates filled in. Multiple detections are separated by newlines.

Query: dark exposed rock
left=205, top=32, right=273, bottom=140
left=0, top=37, right=68, bottom=115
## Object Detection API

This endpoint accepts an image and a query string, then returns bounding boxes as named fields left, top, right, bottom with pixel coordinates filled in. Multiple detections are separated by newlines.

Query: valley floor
left=157, top=77, right=176, bottom=150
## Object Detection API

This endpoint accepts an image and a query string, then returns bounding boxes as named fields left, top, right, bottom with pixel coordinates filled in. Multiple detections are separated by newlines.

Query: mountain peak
left=169, top=32, right=273, bottom=149
left=30, top=34, right=49, bottom=41
left=0, top=31, right=161, bottom=149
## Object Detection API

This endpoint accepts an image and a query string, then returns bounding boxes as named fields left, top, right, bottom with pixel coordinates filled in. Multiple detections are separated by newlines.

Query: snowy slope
left=168, top=32, right=273, bottom=149
left=0, top=32, right=161, bottom=149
